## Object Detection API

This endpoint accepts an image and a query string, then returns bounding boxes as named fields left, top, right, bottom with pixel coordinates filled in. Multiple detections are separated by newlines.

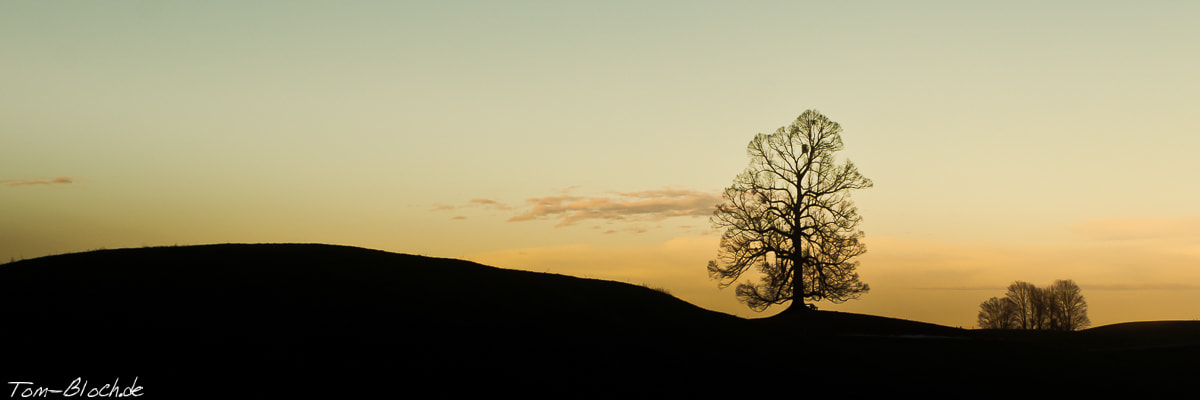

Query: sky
left=3, top=1, right=1199, bottom=328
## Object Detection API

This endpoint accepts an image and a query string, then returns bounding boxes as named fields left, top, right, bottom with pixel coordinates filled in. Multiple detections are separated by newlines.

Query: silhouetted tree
left=707, top=110, right=872, bottom=312
left=977, top=297, right=1018, bottom=329
left=1048, top=279, right=1090, bottom=331
left=1005, top=281, right=1039, bottom=329
left=1031, top=286, right=1057, bottom=330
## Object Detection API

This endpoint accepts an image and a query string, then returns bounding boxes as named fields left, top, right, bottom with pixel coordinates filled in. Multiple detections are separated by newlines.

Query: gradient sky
left=4, top=1, right=1199, bottom=328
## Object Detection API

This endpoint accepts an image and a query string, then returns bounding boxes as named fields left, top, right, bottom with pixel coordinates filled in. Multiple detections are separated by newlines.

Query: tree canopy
left=707, top=110, right=872, bottom=312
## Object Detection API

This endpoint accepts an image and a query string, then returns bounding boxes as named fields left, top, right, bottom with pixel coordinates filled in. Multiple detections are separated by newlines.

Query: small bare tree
left=1031, top=286, right=1057, bottom=330
left=1005, top=281, right=1039, bottom=329
left=707, top=110, right=872, bottom=312
left=1048, top=279, right=1090, bottom=331
left=977, top=297, right=1018, bottom=329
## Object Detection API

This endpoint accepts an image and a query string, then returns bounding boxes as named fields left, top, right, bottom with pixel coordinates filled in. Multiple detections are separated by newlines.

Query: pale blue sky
left=4, top=1, right=1199, bottom=326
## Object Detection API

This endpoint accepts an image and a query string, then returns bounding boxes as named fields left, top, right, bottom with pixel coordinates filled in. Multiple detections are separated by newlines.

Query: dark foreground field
left=1, top=244, right=1196, bottom=398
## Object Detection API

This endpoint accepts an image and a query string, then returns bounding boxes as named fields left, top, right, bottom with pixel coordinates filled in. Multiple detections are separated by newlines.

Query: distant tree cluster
left=977, top=280, right=1090, bottom=331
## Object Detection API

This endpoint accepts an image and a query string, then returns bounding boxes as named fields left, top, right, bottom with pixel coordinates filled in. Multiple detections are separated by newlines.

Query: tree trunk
left=783, top=299, right=810, bottom=314
left=785, top=254, right=810, bottom=314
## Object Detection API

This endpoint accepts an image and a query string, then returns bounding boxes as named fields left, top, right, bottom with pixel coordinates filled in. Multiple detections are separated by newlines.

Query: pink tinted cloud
left=508, top=189, right=723, bottom=227
left=2, top=177, right=73, bottom=186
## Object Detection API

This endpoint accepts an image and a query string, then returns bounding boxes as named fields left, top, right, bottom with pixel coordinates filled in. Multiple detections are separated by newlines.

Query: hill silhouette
left=1, top=244, right=1196, bottom=397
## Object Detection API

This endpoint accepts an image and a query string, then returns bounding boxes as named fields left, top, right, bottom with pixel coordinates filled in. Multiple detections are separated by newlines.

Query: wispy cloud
left=467, top=198, right=512, bottom=210
left=2, top=177, right=73, bottom=187
left=508, top=188, right=723, bottom=227
left=431, top=198, right=512, bottom=212
left=859, top=236, right=1200, bottom=288
left=1086, top=283, right=1200, bottom=291
left=1072, top=215, right=1200, bottom=242
left=917, top=286, right=1012, bottom=291
left=433, top=188, right=723, bottom=230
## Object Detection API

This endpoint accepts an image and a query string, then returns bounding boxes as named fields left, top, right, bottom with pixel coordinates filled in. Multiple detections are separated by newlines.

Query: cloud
left=435, top=188, right=723, bottom=229
left=467, top=198, right=512, bottom=210
left=2, top=177, right=73, bottom=187
left=1085, top=283, right=1200, bottom=291
left=857, top=236, right=1200, bottom=289
left=508, top=188, right=723, bottom=227
left=432, top=198, right=512, bottom=213
left=1072, top=215, right=1200, bottom=242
